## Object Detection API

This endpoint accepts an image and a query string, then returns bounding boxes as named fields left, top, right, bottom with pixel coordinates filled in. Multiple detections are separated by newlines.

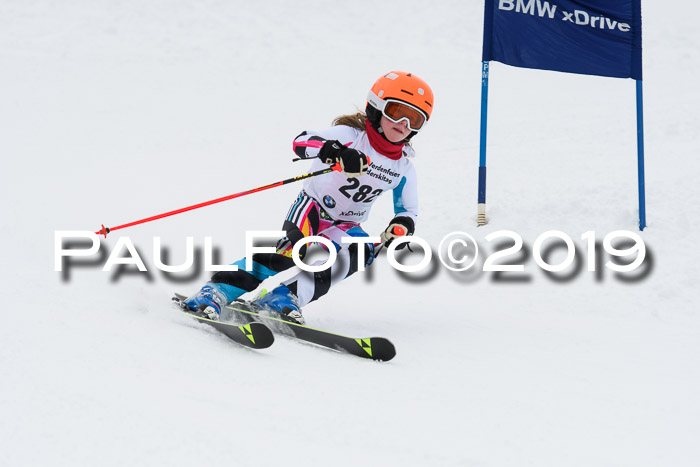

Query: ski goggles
left=367, top=91, right=428, bottom=132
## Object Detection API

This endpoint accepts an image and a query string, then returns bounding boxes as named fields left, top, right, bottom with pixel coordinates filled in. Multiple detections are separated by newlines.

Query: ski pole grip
left=392, top=225, right=406, bottom=236
left=330, top=156, right=370, bottom=174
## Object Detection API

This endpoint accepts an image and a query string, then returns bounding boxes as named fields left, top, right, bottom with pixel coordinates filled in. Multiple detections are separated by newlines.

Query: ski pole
left=95, top=162, right=344, bottom=237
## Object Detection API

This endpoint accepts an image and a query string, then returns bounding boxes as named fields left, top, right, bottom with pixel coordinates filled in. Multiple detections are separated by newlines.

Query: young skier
left=182, top=71, right=434, bottom=324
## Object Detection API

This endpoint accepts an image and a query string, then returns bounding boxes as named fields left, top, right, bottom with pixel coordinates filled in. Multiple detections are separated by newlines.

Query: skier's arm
left=381, top=164, right=418, bottom=248
left=292, top=126, right=359, bottom=160
left=293, top=127, right=368, bottom=177
left=391, top=164, right=418, bottom=222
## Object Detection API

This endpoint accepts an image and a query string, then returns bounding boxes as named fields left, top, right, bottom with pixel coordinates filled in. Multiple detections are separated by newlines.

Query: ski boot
left=254, top=284, right=305, bottom=325
left=182, top=283, right=228, bottom=320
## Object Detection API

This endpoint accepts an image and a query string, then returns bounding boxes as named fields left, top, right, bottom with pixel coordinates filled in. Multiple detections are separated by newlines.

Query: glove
left=380, top=216, right=415, bottom=250
left=318, top=140, right=369, bottom=178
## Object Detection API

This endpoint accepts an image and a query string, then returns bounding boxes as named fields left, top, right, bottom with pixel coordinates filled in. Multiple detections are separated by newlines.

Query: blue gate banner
left=482, top=0, right=643, bottom=80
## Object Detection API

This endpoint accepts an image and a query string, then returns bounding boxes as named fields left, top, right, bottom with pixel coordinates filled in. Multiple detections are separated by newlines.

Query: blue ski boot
left=183, top=283, right=228, bottom=320
left=254, top=284, right=305, bottom=325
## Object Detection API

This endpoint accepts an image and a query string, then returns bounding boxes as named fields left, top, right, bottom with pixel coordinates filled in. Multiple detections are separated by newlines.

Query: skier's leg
left=183, top=191, right=323, bottom=317
left=260, top=224, right=375, bottom=314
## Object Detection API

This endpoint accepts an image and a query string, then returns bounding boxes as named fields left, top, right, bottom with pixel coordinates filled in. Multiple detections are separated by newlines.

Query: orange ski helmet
left=366, top=71, right=434, bottom=133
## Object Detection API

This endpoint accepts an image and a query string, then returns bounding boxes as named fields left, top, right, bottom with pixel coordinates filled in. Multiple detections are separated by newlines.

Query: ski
left=172, top=295, right=274, bottom=350
left=224, top=300, right=396, bottom=361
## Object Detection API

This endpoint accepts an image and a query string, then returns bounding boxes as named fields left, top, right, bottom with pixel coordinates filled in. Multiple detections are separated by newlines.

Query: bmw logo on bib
left=323, top=195, right=336, bottom=209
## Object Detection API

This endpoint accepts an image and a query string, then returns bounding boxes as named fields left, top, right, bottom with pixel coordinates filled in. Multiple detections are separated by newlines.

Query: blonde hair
left=332, top=111, right=366, bottom=131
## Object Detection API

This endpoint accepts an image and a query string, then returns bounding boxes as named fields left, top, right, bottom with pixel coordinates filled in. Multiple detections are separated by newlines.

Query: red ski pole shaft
left=96, top=163, right=343, bottom=237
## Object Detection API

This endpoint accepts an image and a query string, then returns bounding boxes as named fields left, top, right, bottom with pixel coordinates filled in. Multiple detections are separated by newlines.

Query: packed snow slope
left=1, top=1, right=699, bottom=466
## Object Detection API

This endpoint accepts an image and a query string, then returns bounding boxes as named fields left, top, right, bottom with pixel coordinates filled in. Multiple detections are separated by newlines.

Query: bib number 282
left=338, top=178, right=382, bottom=203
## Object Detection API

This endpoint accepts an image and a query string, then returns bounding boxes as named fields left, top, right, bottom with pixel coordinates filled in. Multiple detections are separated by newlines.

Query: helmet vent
left=400, top=89, right=414, bottom=96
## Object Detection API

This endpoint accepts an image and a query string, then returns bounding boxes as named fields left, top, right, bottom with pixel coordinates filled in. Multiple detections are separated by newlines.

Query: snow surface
left=1, top=1, right=699, bottom=466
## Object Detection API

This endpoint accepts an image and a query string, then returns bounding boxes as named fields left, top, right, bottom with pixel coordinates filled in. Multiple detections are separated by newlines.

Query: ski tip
left=184, top=310, right=275, bottom=349
left=356, top=337, right=396, bottom=361
left=239, top=322, right=275, bottom=349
